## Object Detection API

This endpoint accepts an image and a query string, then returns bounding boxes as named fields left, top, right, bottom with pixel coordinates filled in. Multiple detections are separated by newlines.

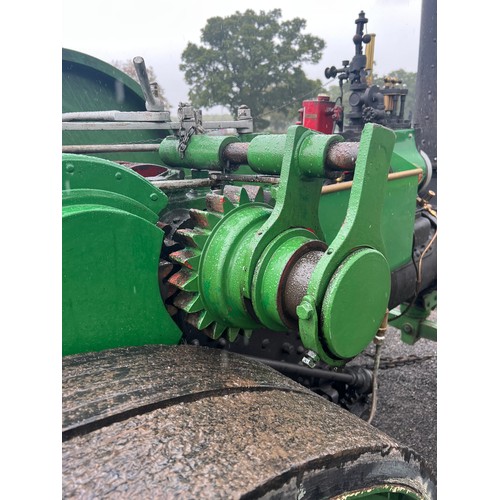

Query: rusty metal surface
left=62, top=345, right=310, bottom=434
left=222, top=142, right=250, bottom=164
left=63, top=345, right=436, bottom=499
left=326, top=142, right=359, bottom=171
left=283, top=250, right=325, bottom=320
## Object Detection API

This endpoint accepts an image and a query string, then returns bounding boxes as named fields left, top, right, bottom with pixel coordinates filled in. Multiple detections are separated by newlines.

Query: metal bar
left=222, top=142, right=250, bottom=164
left=321, top=168, right=423, bottom=194
left=62, top=111, right=171, bottom=122
left=220, top=141, right=358, bottom=172
left=209, top=173, right=280, bottom=185
left=62, top=122, right=181, bottom=131
left=62, top=144, right=161, bottom=154
left=325, top=142, right=358, bottom=170
left=151, top=178, right=214, bottom=191
left=62, top=119, right=253, bottom=132
left=133, top=56, right=163, bottom=112
left=243, top=356, right=356, bottom=383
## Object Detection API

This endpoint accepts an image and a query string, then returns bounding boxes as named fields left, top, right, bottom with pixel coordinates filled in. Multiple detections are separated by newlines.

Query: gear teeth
left=206, top=192, right=234, bottom=214
left=227, top=327, right=240, bottom=342
left=168, top=267, right=198, bottom=292
left=223, top=185, right=250, bottom=206
left=189, top=208, right=222, bottom=229
left=185, top=310, right=215, bottom=332
left=242, top=185, right=264, bottom=203
left=158, top=260, right=174, bottom=280
left=173, top=291, right=203, bottom=313
left=196, top=310, right=215, bottom=330
left=169, top=248, right=201, bottom=271
left=212, top=322, right=227, bottom=339
left=176, top=227, right=210, bottom=249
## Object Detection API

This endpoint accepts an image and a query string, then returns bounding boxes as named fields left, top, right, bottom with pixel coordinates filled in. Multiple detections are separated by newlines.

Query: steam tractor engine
left=62, top=8, right=437, bottom=499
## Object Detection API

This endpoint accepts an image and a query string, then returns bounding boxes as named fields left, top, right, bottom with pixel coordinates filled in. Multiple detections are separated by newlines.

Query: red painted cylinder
left=301, top=94, right=341, bottom=134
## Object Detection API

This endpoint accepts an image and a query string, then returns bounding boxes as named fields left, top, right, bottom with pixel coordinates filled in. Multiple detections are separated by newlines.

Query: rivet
left=115, top=172, right=122, bottom=180
left=66, top=164, right=74, bottom=173
left=150, top=193, right=158, bottom=201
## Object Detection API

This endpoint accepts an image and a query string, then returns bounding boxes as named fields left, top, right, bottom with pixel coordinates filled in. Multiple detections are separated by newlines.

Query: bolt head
left=297, top=302, right=314, bottom=320
left=302, top=350, right=320, bottom=368
left=302, top=349, right=320, bottom=368
left=402, top=323, right=413, bottom=334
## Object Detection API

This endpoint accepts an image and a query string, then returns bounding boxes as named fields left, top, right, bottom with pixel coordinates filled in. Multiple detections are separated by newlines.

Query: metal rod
left=62, top=120, right=253, bottom=131
left=62, top=111, right=171, bottom=122
left=321, top=168, right=423, bottom=194
left=220, top=141, right=358, bottom=172
left=243, top=356, right=356, bottom=383
left=209, top=173, right=280, bottom=185
left=151, top=178, right=214, bottom=191
left=325, top=142, right=358, bottom=170
left=133, top=56, right=162, bottom=111
left=62, top=121, right=180, bottom=131
left=62, top=144, right=161, bottom=154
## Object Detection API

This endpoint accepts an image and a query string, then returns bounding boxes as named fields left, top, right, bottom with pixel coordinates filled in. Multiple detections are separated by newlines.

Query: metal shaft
left=221, top=141, right=359, bottom=171
left=62, top=144, right=161, bottom=154
left=133, top=56, right=163, bottom=111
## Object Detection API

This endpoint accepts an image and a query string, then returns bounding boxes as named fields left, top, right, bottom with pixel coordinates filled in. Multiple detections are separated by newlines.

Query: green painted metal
left=319, top=174, right=418, bottom=270
left=252, top=229, right=323, bottom=330
left=247, top=134, right=287, bottom=174
left=341, top=486, right=420, bottom=499
left=158, top=135, right=240, bottom=170
left=62, top=154, right=183, bottom=355
left=170, top=124, right=401, bottom=365
left=389, top=289, right=437, bottom=344
left=242, top=126, right=332, bottom=295
left=198, top=202, right=272, bottom=330
left=62, top=48, right=168, bottom=165
left=392, top=129, right=427, bottom=176
left=321, top=248, right=390, bottom=359
left=298, top=124, right=396, bottom=365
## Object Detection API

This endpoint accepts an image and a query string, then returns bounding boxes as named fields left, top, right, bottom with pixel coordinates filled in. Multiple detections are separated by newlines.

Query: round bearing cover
left=321, top=248, right=390, bottom=359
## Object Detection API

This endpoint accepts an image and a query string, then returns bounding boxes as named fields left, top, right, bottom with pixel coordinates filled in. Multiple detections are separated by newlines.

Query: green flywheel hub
left=321, top=248, right=390, bottom=359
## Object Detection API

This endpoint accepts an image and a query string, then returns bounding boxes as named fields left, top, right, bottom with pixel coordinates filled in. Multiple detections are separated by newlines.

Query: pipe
left=62, top=144, right=160, bottom=154
left=321, top=168, right=423, bottom=194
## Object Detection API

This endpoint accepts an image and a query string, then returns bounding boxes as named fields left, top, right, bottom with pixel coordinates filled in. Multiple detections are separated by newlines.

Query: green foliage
left=112, top=59, right=171, bottom=109
left=180, top=9, right=325, bottom=131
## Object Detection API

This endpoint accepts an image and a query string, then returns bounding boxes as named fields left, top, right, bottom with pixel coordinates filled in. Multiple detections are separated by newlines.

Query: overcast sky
left=62, top=0, right=423, bottom=112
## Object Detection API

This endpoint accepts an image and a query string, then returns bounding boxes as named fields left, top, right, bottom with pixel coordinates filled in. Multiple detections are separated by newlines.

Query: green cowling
left=62, top=154, right=182, bottom=355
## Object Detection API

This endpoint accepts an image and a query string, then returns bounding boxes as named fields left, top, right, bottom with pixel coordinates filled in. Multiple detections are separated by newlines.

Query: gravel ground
left=347, top=312, right=437, bottom=480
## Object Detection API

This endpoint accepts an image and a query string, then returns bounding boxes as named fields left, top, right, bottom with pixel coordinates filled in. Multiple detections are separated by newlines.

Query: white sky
left=63, top=0, right=423, bottom=112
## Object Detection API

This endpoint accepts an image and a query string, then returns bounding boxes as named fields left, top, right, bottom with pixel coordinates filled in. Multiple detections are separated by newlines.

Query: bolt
left=296, top=302, right=314, bottom=320
left=302, top=350, right=320, bottom=368
left=150, top=193, right=158, bottom=201
left=66, top=164, right=74, bottom=173
left=402, top=323, right=413, bottom=334
left=282, top=342, right=294, bottom=354
left=115, top=172, right=122, bottom=180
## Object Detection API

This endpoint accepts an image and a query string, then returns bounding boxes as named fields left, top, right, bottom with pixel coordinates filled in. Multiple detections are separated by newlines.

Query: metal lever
left=133, top=56, right=164, bottom=111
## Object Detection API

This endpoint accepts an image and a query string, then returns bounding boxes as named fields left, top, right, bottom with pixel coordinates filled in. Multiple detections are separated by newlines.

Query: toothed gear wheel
left=166, top=184, right=271, bottom=343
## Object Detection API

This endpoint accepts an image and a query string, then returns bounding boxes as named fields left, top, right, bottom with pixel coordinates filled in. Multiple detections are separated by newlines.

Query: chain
left=177, top=104, right=206, bottom=159
left=177, top=126, right=196, bottom=158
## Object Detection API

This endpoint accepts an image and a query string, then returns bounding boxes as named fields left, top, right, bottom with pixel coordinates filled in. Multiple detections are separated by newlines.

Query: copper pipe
left=321, top=168, right=423, bottom=195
